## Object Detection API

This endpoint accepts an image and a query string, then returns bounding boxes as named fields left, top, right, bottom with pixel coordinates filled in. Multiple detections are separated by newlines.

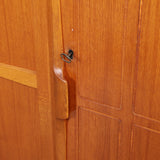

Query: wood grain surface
left=0, top=63, right=37, bottom=88
left=0, top=0, right=55, bottom=159
left=1, top=0, right=160, bottom=160
left=59, top=0, right=160, bottom=160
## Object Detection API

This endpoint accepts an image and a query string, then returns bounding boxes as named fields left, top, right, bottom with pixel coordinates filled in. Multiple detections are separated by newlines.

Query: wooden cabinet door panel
left=55, top=0, right=160, bottom=160
left=0, top=0, right=55, bottom=160
left=78, top=108, right=121, bottom=160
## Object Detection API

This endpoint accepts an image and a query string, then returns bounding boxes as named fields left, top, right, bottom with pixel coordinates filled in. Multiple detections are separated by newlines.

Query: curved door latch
left=60, top=50, right=74, bottom=63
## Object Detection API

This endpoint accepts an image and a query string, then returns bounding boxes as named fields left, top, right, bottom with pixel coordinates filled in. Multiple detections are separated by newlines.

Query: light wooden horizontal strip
left=0, top=63, right=37, bottom=88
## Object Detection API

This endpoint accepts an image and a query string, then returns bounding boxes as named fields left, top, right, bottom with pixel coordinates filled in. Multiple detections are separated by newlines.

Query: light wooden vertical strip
left=32, top=0, right=55, bottom=159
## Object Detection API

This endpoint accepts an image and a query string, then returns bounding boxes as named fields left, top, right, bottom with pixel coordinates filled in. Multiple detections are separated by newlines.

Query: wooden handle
left=52, top=0, right=69, bottom=120
left=53, top=68, right=69, bottom=160
left=52, top=0, right=69, bottom=159
left=54, top=68, right=69, bottom=119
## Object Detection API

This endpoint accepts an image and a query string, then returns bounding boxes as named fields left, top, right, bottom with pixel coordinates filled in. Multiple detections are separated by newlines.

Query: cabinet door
left=54, top=0, right=160, bottom=160
left=0, top=0, right=54, bottom=159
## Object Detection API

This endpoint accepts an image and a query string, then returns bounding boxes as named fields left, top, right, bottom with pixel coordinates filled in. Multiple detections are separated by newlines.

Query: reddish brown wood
left=130, top=125, right=160, bottom=160
left=1, top=0, right=160, bottom=160
left=0, top=0, right=55, bottom=159
left=134, top=0, right=160, bottom=121
left=59, top=0, right=160, bottom=160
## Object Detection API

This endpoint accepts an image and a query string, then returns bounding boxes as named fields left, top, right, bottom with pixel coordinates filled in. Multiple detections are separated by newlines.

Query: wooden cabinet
left=0, top=0, right=160, bottom=160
